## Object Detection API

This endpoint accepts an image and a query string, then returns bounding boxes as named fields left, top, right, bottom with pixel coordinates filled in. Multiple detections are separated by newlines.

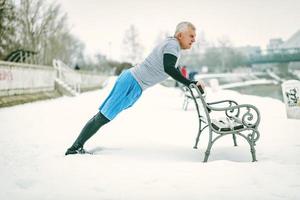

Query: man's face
left=177, top=27, right=196, bottom=49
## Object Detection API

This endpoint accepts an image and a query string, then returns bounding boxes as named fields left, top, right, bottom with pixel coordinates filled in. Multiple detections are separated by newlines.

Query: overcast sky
left=55, top=0, right=300, bottom=61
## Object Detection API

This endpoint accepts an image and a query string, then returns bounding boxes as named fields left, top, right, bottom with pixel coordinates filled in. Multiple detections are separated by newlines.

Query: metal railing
left=53, top=59, right=81, bottom=94
left=249, top=48, right=300, bottom=64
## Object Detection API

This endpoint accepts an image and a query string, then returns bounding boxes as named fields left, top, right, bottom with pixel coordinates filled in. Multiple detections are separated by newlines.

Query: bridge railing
left=249, top=48, right=300, bottom=64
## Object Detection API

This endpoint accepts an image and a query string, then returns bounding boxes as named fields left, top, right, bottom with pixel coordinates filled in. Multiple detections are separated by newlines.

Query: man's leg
left=65, top=70, right=142, bottom=155
left=65, top=111, right=110, bottom=155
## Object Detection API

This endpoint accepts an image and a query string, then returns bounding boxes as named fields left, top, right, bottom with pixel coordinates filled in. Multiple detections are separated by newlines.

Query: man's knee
left=94, top=112, right=110, bottom=124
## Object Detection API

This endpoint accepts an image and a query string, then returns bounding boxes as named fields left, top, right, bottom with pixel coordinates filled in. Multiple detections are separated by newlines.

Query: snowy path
left=0, top=80, right=300, bottom=200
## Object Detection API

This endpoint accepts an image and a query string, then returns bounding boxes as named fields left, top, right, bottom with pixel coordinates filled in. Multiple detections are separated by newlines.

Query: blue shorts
left=99, top=70, right=142, bottom=120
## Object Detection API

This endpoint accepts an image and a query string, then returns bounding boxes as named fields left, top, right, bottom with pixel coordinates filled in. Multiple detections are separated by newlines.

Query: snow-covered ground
left=0, top=77, right=300, bottom=200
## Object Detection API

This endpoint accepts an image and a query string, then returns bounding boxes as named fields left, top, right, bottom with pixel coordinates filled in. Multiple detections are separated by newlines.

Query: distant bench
left=185, top=84, right=261, bottom=162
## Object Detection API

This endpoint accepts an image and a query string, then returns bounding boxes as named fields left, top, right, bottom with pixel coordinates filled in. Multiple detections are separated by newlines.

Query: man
left=65, top=21, right=205, bottom=155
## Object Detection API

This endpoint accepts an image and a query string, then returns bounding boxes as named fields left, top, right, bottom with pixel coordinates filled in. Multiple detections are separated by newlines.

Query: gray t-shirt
left=130, top=37, right=181, bottom=90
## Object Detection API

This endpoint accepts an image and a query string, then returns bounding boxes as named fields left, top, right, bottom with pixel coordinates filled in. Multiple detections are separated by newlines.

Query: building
left=281, top=30, right=300, bottom=49
left=267, top=38, right=284, bottom=51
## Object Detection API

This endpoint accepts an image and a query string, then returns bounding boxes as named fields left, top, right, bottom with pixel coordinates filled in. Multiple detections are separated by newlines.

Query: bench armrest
left=188, top=83, right=260, bottom=128
left=207, top=100, right=239, bottom=111
left=208, top=100, right=238, bottom=105
left=207, top=104, right=261, bottom=128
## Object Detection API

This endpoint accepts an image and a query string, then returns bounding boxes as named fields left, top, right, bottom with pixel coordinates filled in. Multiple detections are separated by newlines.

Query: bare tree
left=16, top=0, right=63, bottom=63
left=13, top=0, right=85, bottom=65
left=154, top=31, right=170, bottom=46
left=0, top=0, right=19, bottom=59
left=201, top=37, right=247, bottom=72
left=122, top=25, right=144, bottom=65
left=218, top=36, right=233, bottom=71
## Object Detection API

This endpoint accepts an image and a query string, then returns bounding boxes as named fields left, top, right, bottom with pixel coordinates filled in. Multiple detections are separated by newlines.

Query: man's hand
left=196, top=80, right=205, bottom=89
left=196, top=80, right=205, bottom=94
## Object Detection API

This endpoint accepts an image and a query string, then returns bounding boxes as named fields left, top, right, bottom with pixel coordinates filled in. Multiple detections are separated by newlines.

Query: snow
left=0, top=77, right=300, bottom=200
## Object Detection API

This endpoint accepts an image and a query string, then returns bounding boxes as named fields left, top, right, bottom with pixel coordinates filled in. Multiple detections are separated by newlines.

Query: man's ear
left=177, top=32, right=182, bottom=39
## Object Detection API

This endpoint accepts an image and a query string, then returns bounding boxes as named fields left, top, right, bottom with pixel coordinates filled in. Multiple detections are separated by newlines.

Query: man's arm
left=163, top=53, right=205, bottom=94
left=163, top=53, right=196, bottom=86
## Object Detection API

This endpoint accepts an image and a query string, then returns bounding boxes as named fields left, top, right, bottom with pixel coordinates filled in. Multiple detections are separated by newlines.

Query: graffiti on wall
left=286, top=87, right=299, bottom=107
left=0, top=70, right=13, bottom=81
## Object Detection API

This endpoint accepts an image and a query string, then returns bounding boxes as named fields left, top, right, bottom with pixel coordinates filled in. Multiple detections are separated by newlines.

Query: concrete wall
left=79, top=71, right=107, bottom=91
left=0, top=61, right=108, bottom=107
left=0, top=61, right=55, bottom=96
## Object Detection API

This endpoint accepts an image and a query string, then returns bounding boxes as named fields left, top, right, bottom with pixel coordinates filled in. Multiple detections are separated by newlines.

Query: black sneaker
left=65, top=145, right=87, bottom=155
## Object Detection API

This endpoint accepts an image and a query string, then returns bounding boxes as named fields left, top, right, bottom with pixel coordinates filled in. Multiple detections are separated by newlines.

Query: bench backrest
left=187, top=84, right=212, bottom=124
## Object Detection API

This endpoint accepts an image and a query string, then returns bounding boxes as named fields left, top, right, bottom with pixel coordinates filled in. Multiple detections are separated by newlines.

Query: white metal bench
left=187, top=83, right=261, bottom=162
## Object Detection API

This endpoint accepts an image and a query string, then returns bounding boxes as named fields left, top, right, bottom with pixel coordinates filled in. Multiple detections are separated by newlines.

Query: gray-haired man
left=65, top=21, right=205, bottom=155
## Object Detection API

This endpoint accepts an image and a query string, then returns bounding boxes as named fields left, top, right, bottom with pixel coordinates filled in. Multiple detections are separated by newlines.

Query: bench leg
left=204, top=150, right=210, bottom=162
left=193, top=131, right=201, bottom=149
left=203, top=144, right=213, bottom=162
left=183, top=98, right=189, bottom=110
left=251, top=147, right=257, bottom=162
left=193, top=137, right=200, bottom=149
left=250, top=133, right=257, bottom=162
left=203, top=139, right=213, bottom=162
left=232, top=134, right=238, bottom=146
left=193, top=119, right=202, bottom=149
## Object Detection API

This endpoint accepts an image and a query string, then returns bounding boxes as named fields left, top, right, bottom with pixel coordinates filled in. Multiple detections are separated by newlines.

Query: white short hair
left=174, top=22, right=196, bottom=37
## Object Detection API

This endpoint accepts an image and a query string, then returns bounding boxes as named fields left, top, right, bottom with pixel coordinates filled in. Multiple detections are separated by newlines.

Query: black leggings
left=72, top=112, right=110, bottom=148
